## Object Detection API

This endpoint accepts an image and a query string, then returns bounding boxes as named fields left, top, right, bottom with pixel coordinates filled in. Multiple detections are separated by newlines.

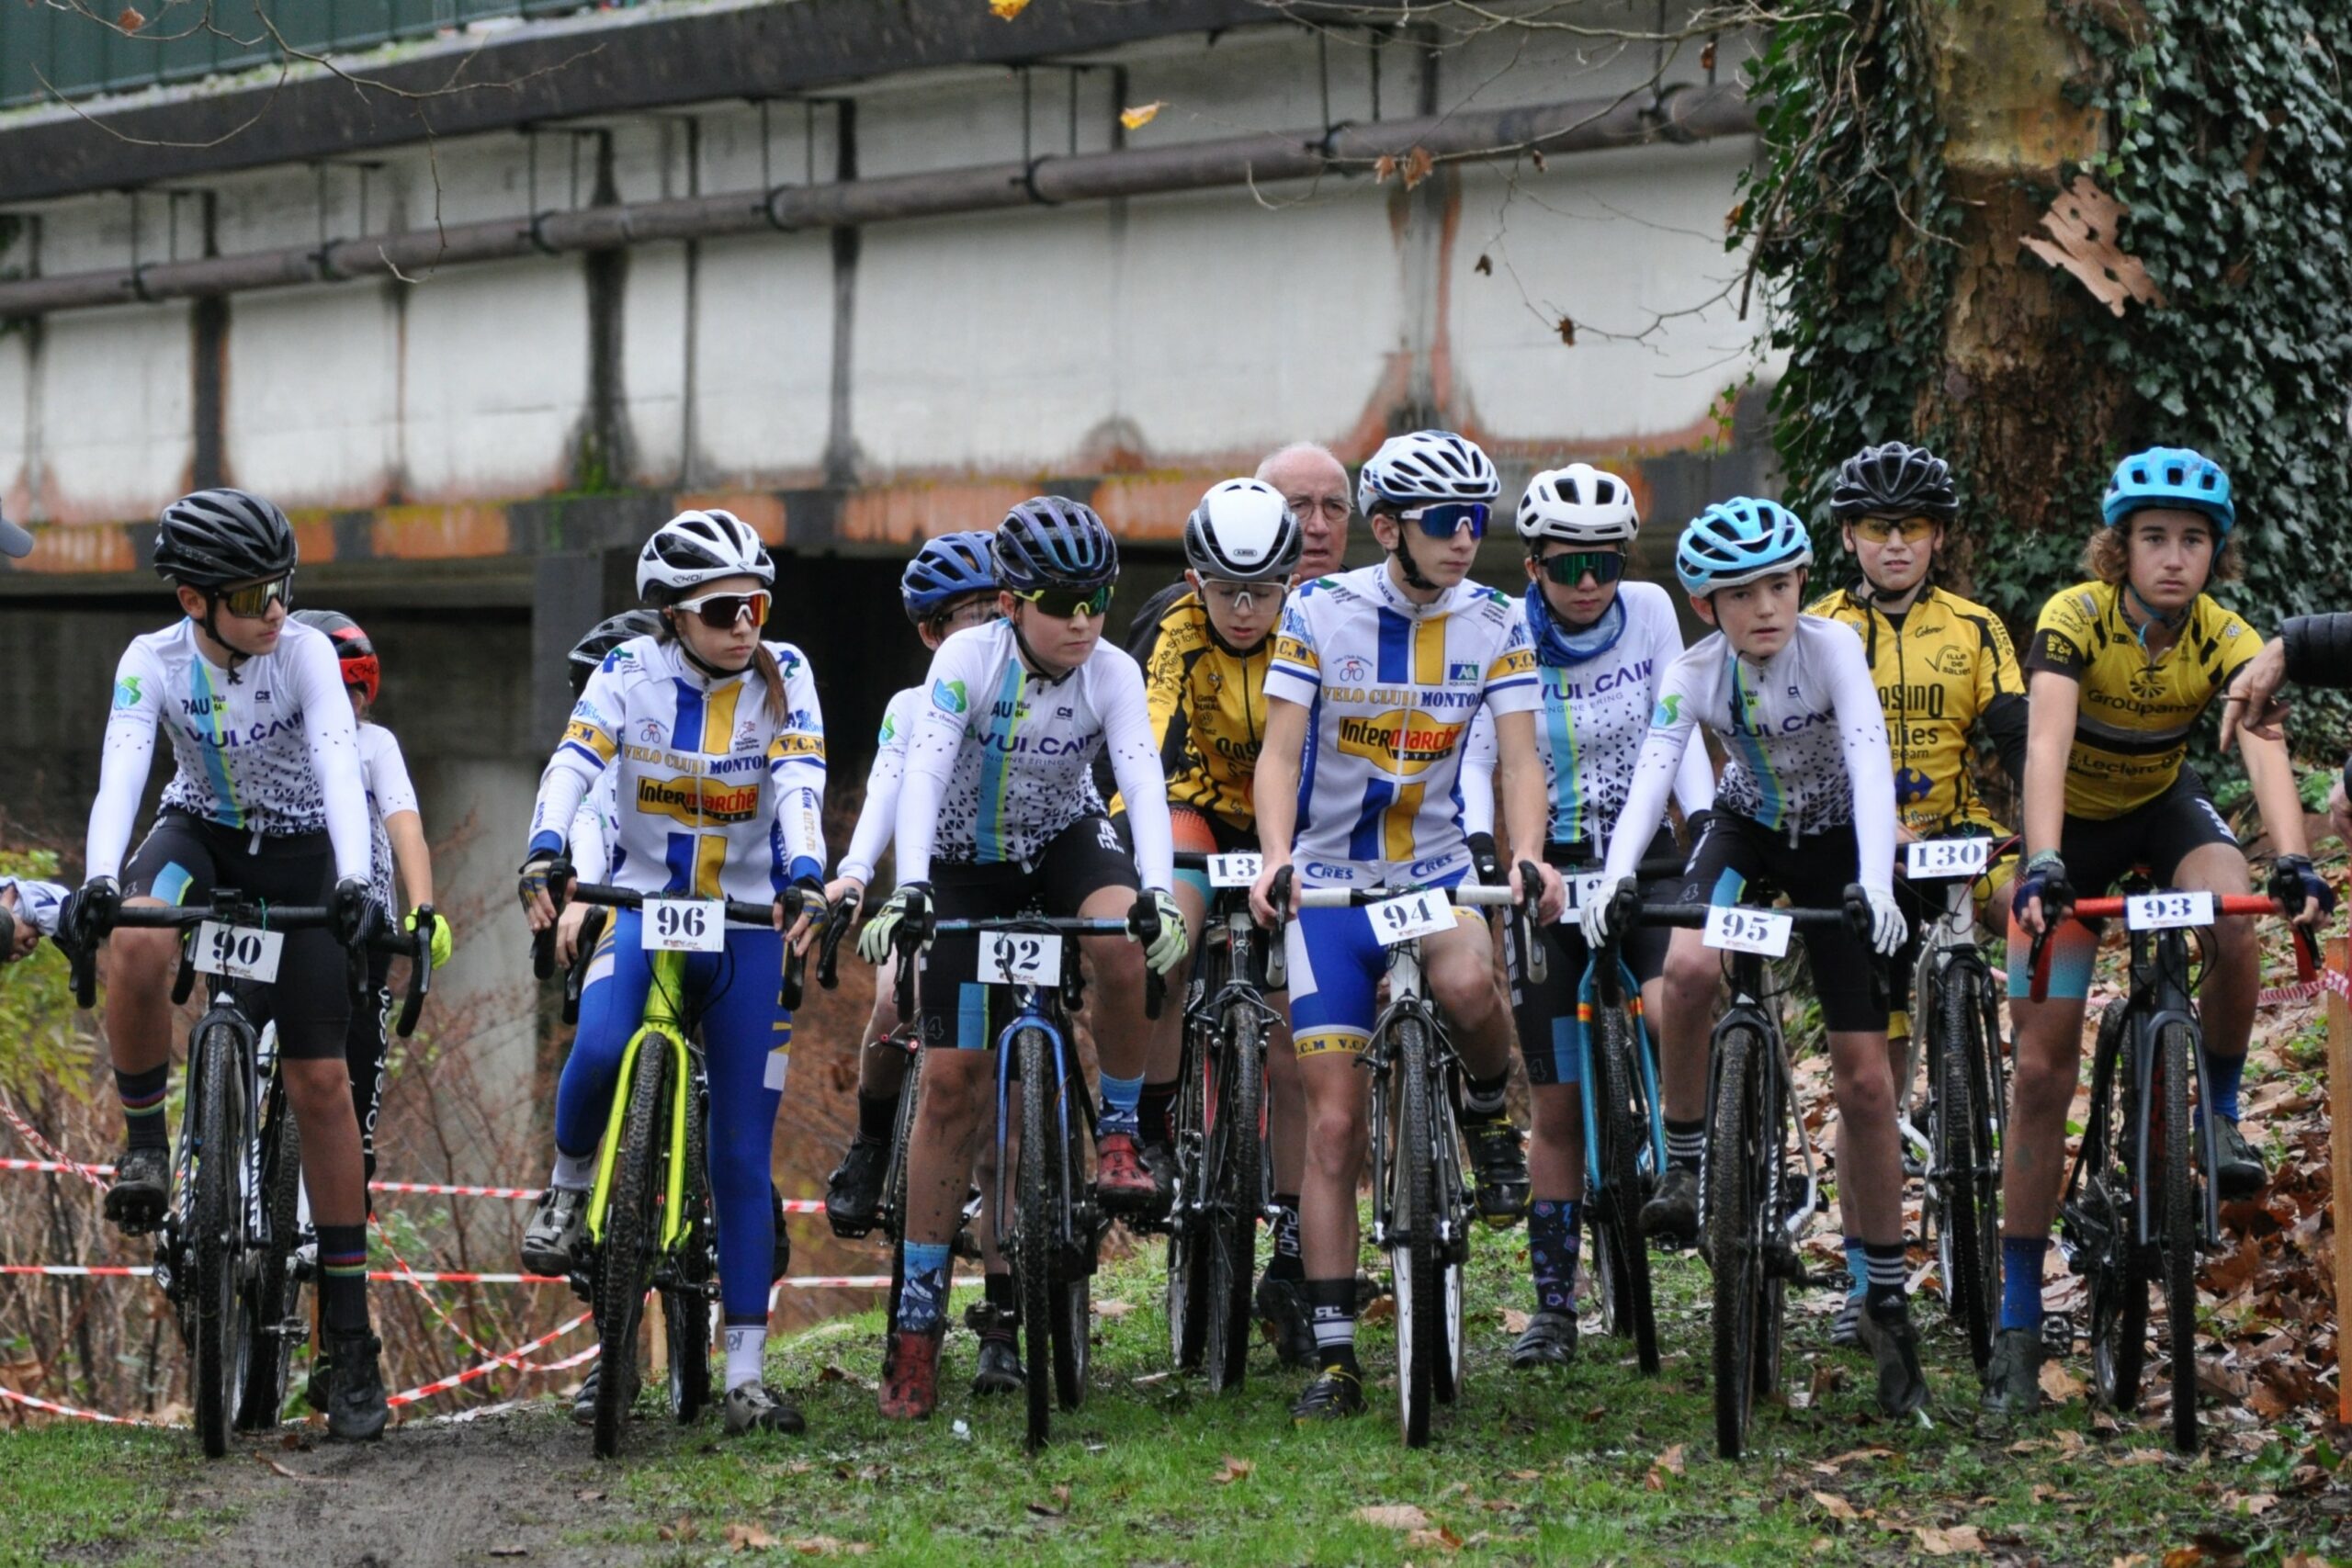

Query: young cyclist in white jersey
left=0, top=875, right=65, bottom=960
left=61, top=489, right=390, bottom=1439
left=1581, top=497, right=1927, bottom=1416
left=518, top=510, right=829, bottom=1437
left=854, top=498, right=1188, bottom=1422
left=1458, top=465, right=1714, bottom=1369
left=1249, top=430, right=1566, bottom=1422
left=542, top=611, right=668, bottom=976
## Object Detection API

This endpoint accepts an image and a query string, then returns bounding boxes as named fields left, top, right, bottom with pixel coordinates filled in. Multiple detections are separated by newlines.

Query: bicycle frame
left=1699, top=949, right=1823, bottom=1252
left=1899, top=871, right=2005, bottom=1158
left=1575, top=953, right=1667, bottom=1194
left=587, top=946, right=704, bottom=1254
left=982, top=924, right=1094, bottom=1259
left=1362, top=936, right=1459, bottom=1258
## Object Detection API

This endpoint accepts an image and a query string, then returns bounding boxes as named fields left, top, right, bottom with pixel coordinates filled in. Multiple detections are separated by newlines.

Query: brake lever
left=817, top=899, right=854, bottom=992
left=1515, top=860, right=1548, bottom=987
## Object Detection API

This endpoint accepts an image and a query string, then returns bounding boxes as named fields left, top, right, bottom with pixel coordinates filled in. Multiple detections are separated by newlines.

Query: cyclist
left=1249, top=429, right=1564, bottom=1422
left=543, top=611, right=668, bottom=976
left=517, top=509, right=829, bottom=1438
left=1808, top=442, right=2027, bottom=1347
left=61, top=488, right=390, bottom=1439
left=1990, top=446, right=2331, bottom=1412
left=1582, top=497, right=1927, bottom=1416
left=1460, top=464, right=1715, bottom=1369
left=820, top=530, right=1033, bottom=1397
left=0, top=875, right=64, bottom=960
left=855, top=496, right=1187, bottom=1421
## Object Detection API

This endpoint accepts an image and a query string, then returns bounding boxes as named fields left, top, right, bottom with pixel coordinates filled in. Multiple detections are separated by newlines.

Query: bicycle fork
left=1575, top=957, right=1666, bottom=1195
left=587, top=1023, right=697, bottom=1253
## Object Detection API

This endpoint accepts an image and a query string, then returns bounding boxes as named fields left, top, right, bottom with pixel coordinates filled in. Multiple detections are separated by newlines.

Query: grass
left=0, top=1417, right=223, bottom=1567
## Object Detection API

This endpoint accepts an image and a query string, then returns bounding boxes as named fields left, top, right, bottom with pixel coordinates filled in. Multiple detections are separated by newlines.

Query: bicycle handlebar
left=543, top=874, right=820, bottom=1013
left=2023, top=890, right=2319, bottom=1004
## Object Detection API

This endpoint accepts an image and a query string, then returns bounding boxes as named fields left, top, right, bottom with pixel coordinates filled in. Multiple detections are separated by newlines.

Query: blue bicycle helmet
left=901, top=529, right=999, bottom=622
left=1674, top=497, right=1815, bottom=595
left=993, top=497, right=1118, bottom=592
left=2101, top=446, right=2234, bottom=534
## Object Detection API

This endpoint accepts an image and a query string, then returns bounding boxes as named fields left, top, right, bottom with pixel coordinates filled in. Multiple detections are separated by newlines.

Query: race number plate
left=1207, top=853, right=1263, bottom=889
left=193, top=921, right=284, bottom=984
left=978, top=931, right=1063, bottom=985
left=1905, top=838, right=1993, bottom=880
left=2125, top=890, right=2213, bottom=931
left=640, top=897, right=726, bottom=953
left=1560, top=874, right=1611, bottom=915
left=1702, top=906, right=1792, bottom=958
left=1368, top=889, right=1455, bottom=947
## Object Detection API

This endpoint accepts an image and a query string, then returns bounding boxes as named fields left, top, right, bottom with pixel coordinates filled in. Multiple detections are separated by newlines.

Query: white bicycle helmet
left=635, top=509, right=775, bottom=603
left=1184, top=479, right=1304, bottom=583
left=1356, top=430, right=1500, bottom=515
left=1515, top=464, right=1639, bottom=546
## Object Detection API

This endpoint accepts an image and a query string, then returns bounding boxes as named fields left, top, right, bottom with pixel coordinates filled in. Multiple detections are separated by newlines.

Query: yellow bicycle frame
left=585, top=947, right=696, bottom=1253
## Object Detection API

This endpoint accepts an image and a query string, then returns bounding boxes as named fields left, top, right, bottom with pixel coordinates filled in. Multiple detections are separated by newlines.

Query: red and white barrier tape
left=0, top=1383, right=157, bottom=1426
left=0, top=1096, right=108, bottom=1192
left=2257, top=964, right=2350, bottom=1008
left=0, top=1157, right=115, bottom=1178
left=386, top=1309, right=599, bottom=1407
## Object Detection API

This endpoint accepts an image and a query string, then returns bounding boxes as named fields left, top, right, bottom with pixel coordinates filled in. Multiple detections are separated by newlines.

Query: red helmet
left=291, top=609, right=379, bottom=705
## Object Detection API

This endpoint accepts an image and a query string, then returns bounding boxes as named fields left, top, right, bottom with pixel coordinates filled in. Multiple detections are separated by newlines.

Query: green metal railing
left=1, top=0, right=628, bottom=110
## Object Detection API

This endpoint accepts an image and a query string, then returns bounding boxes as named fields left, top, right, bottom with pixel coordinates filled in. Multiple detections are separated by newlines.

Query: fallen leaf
left=2221, top=1493, right=2277, bottom=1517
left=724, top=1523, right=778, bottom=1551
left=1360, top=1295, right=1396, bottom=1325
left=1118, top=102, right=1165, bottom=130
left=1357, top=1504, right=1432, bottom=1530
left=2040, top=1359, right=2086, bottom=1403
left=1093, top=1299, right=1135, bottom=1318
left=787, top=1539, right=871, bottom=1558
left=1404, top=1527, right=1464, bottom=1553
left=987, top=0, right=1030, bottom=17
left=1812, top=1491, right=1861, bottom=1522
left=2113, top=1557, right=2150, bottom=1568
left=1645, top=1443, right=1685, bottom=1490
left=659, top=1517, right=699, bottom=1543
left=254, top=1455, right=331, bottom=1483
left=116, top=6, right=143, bottom=32
left=1500, top=1308, right=1531, bottom=1334
left=2115, top=1448, right=2172, bottom=1467
left=1212, top=1456, right=1254, bottom=1485
left=1917, top=1524, right=1987, bottom=1555
left=1025, top=1501, right=1063, bottom=1519
left=1506, top=1469, right=1542, bottom=1482
left=574, top=1489, right=605, bottom=1502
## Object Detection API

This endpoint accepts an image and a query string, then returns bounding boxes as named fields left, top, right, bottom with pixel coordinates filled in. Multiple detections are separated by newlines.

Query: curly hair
left=2078, top=520, right=2240, bottom=586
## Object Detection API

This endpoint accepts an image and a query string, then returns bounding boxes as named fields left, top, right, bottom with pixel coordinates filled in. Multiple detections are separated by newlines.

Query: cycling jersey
left=526, top=635, right=827, bottom=901
left=569, top=771, right=622, bottom=883
left=836, top=685, right=921, bottom=887
left=1602, top=615, right=1895, bottom=894
left=896, top=620, right=1174, bottom=894
left=87, top=617, right=372, bottom=886
left=1808, top=583, right=2027, bottom=832
left=2024, top=580, right=2261, bottom=820
left=356, top=722, right=421, bottom=913
left=1457, top=581, right=1714, bottom=846
left=0, top=877, right=64, bottom=937
left=1116, top=590, right=1271, bottom=833
left=1264, top=564, right=1537, bottom=886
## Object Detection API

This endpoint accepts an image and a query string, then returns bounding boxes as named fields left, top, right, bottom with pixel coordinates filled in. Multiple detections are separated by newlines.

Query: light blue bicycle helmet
left=2101, top=446, right=2234, bottom=534
left=1674, top=497, right=1815, bottom=595
left=901, top=529, right=999, bottom=622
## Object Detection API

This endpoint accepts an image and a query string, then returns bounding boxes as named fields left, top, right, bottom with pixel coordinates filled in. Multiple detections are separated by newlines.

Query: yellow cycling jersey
left=1121, top=590, right=1270, bottom=832
left=1807, top=584, right=2025, bottom=833
left=2024, top=579, right=2262, bottom=820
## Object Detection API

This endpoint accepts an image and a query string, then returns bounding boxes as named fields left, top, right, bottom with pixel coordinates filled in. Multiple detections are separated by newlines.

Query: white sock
left=725, top=1325, right=765, bottom=1391
left=549, top=1149, right=594, bottom=1190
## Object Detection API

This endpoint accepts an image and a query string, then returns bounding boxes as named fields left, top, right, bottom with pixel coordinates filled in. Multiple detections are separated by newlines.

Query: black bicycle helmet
left=152, top=488, right=299, bottom=590
left=291, top=609, right=380, bottom=703
left=568, top=609, right=664, bottom=694
left=1828, top=442, right=1959, bottom=525
left=992, top=497, right=1118, bottom=592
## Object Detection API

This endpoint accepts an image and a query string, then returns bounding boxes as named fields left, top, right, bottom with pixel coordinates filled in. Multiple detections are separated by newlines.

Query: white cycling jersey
left=87, top=617, right=372, bottom=885
left=0, top=877, right=66, bottom=937
left=526, top=635, right=827, bottom=901
left=1263, top=564, right=1537, bottom=887
left=1458, top=582, right=1715, bottom=847
left=568, top=771, right=622, bottom=884
left=836, top=685, right=920, bottom=888
left=356, top=722, right=422, bottom=913
left=1600, top=615, right=1895, bottom=892
left=895, top=621, right=1173, bottom=893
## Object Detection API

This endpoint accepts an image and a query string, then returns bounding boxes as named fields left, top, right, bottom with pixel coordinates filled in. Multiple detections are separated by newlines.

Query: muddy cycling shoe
left=324, top=1331, right=390, bottom=1442
left=1463, top=1111, right=1531, bottom=1227
left=824, top=1137, right=888, bottom=1239
left=1856, top=1301, right=1929, bottom=1418
left=1095, top=1132, right=1163, bottom=1213
left=2211, top=1114, right=2268, bottom=1202
left=1137, top=1139, right=1180, bottom=1222
left=1289, top=1368, right=1366, bottom=1424
left=1640, top=1167, right=1700, bottom=1246
left=520, top=1184, right=588, bottom=1277
left=1979, top=1326, right=2044, bottom=1417
left=1831, top=1295, right=1864, bottom=1348
left=1253, top=1274, right=1316, bottom=1369
left=1509, top=1309, right=1578, bottom=1369
left=571, top=1365, right=600, bottom=1425
left=104, top=1145, right=169, bottom=1235
left=878, top=1325, right=944, bottom=1421
left=724, top=1382, right=806, bottom=1436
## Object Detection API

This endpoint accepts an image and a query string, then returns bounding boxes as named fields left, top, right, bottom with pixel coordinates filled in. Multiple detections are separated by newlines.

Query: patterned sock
left=2000, top=1235, right=2050, bottom=1333
left=1665, top=1117, right=1706, bottom=1176
left=855, top=1090, right=897, bottom=1145
left=1862, top=1240, right=1907, bottom=1318
left=2201, top=1047, right=2246, bottom=1122
left=897, top=1241, right=952, bottom=1333
left=723, top=1321, right=766, bottom=1390
left=1098, top=1071, right=1144, bottom=1138
left=1844, top=1235, right=1870, bottom=1303
left=1267, top=1195, right=1304, bottom=1283
left=1138, top=1079, right=1180, bottom=1146
left=317, top=1223, right=370, bottom=1336
left=115, top=1065, right=169, bottom=1151
left=1305, top=1277, right=1359, bottom=1378
left=1462, top=1069, right=1510, bottom=1121
left=1529, top=1199, right=1581, bottom=1314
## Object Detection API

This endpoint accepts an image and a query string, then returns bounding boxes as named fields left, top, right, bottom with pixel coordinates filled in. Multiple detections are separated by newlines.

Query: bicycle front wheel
left=592, top=1032, right=674, bottom=1459
left=1594, top=1004, right=1659, bottom=1375
left=1934, top=966, right=1998, bottom=1370
left=236, top=1089, right=302, bottom=1431
left=2158, top=1020, right=2199, bottom=1454
left=189, top=1023, right=253, bottom=1460
left=1014, top=1026, right=1057, bottom=1450
left=664, top=1081, right=713, bottom=1425
left=1706, top=1023, right=1769, bottom=1461
left=1164, top=1025, right=1209, bottom=1373
left=2083, top=1005, right=2147, bottom=1415
left=882, top=1044, right=923, bottom=1329
left=1389, top=1017, right=1441, bottom=1449
left=1203, top=1001, right=1265, bottom=1392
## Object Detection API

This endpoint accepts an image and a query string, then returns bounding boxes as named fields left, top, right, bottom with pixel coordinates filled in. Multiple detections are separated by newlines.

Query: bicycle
left=2030, top=879, right=2314, bottom=1454
left=68, top=892, right=434, bottom=1457
left=1611, top=881, right=1877, bottom=1460
left=1894, top=832, right=2015, bottom=1371
left=533, top=874, right=813, bottom=1459
left=1162, top=850, right=1283, bottom=1390
left=1272, top=865, right=1532, bottom=1449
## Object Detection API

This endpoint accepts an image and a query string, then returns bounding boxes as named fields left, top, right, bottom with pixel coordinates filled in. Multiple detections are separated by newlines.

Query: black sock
left=1267, top=1195, right=1304, bottom=1282
left=855, top=1091, right=897, bottom=1145
left=1462, top=1069, right=1510, bottom=1121
left=1138, top=1079, right=1180, bottom=1146
left=317, top=1223, right=370, bottom=1337
left=1305, top=1277, right=1359, bottom=1378
left=1665, top=1117, right=1706, bottom=1176
left=984, top=1270, right=1016, bottom=1314
left=1863, top=1241, right=1907, bottom=1318
left=116, top=1065, right=169, bottom=1152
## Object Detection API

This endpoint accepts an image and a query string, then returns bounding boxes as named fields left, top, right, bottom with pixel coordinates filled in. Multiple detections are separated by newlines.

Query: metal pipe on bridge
left=0, top=84, right=1753, bottom=320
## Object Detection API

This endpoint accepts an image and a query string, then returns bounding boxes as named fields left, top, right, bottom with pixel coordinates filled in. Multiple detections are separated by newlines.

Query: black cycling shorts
left=1511, top=829, right=1675, bottom=1089
left=121, top=810, right=352, bottom=1061
left=2058, top=765, right=2239, bottom=897
left=918, top=814, right=1138, bottom=1052
left=1679, top=812, right=1884, bottom=1035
